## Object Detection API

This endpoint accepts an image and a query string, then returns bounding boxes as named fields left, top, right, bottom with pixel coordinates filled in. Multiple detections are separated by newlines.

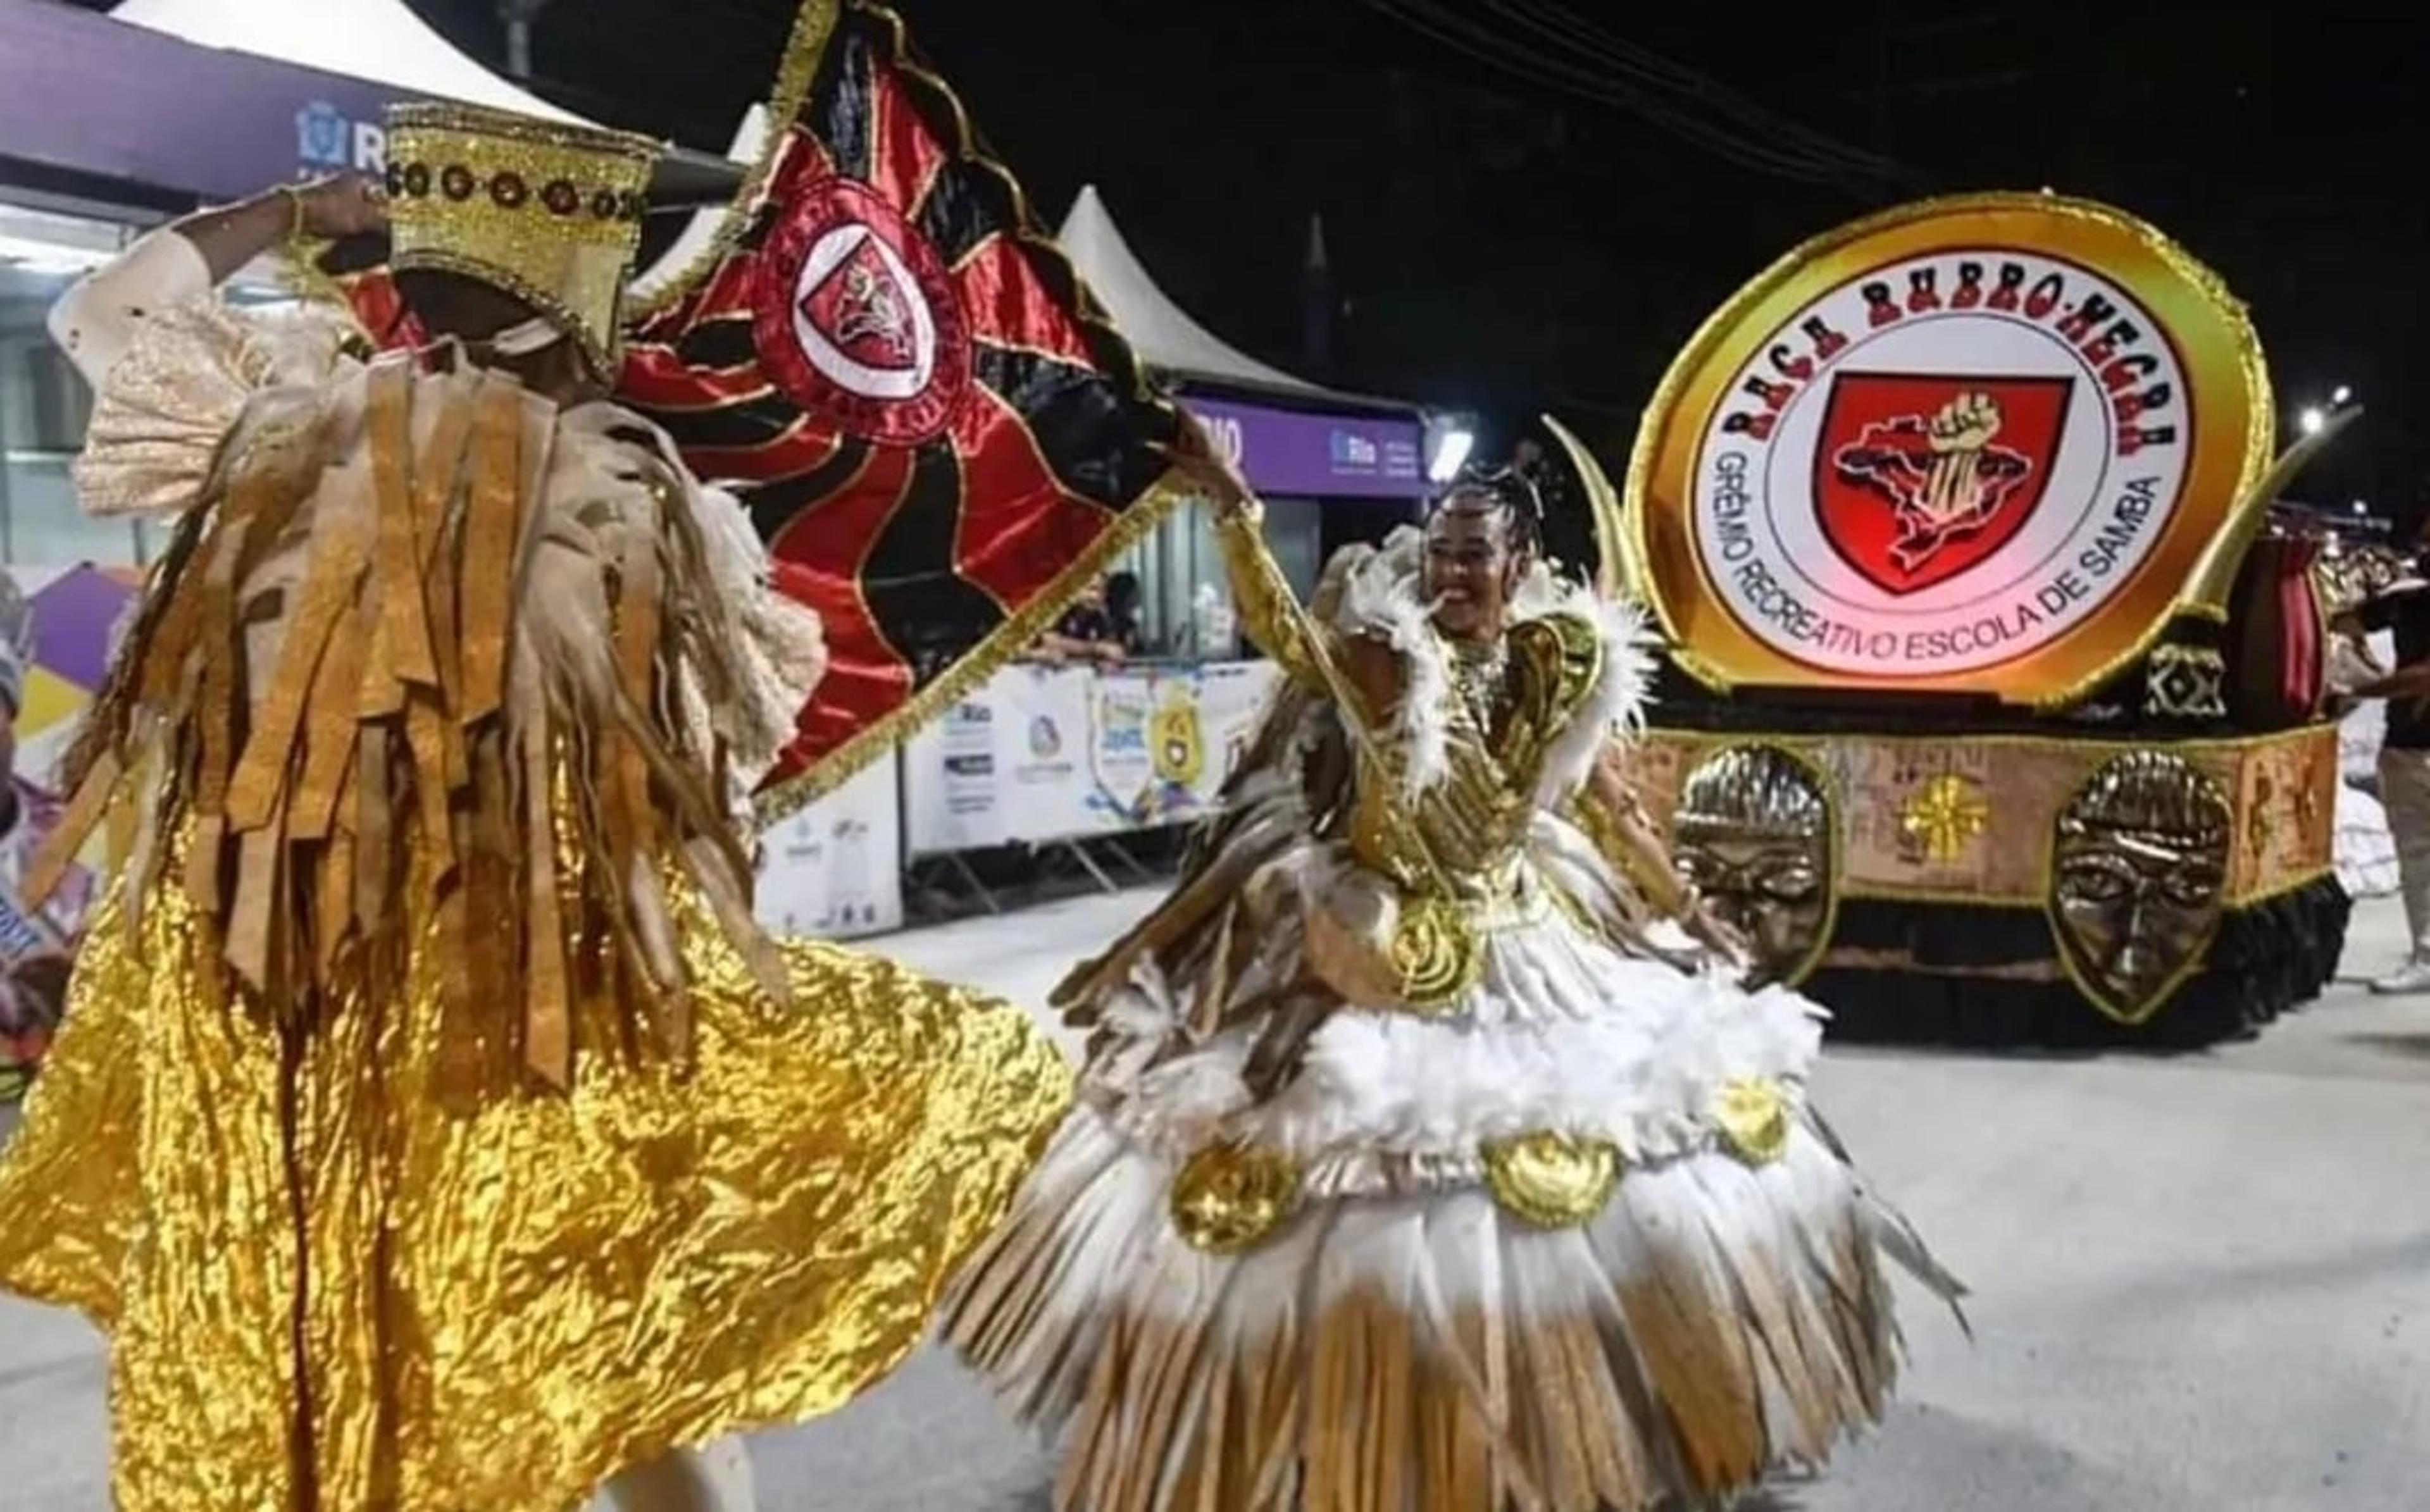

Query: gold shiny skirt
left=0, top=879, right=1071, bottom=1511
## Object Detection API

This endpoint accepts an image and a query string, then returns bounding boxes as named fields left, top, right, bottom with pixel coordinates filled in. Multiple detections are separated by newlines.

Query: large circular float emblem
left=1627, top=193, right=2271, bottom=706
left=752, top=177, right=973, bottom=445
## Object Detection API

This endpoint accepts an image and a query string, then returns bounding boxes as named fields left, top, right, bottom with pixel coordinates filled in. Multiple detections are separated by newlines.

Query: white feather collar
left=1324, top=527, right=1658, bottom=801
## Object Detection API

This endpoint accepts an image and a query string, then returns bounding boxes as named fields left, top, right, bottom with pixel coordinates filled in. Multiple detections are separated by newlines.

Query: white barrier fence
left=754, top=748, right=906, bottom=940
left=756, top=659, right=1280, bottom=938
left=902, top=660, right=1281, bottom=855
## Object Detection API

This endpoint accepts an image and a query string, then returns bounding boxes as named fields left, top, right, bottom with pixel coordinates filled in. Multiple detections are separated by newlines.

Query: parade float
left=1559, top=192, right=2353, bottom=1047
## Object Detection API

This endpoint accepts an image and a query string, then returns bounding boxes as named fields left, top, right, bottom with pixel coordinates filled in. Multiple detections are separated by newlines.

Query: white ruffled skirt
left=2339, top=779, right=2401, bottom=899
left=944, top=882, right=1953, bottom=1512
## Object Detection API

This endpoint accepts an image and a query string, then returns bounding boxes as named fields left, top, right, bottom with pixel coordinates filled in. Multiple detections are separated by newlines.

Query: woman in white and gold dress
left=0, top=106, right=1068, bottom=1512
left=945, top=461, right=1960, bottom=1512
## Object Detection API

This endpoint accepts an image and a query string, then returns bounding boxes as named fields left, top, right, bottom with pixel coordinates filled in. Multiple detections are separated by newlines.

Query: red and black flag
left=619, top=0, right=1185, bottom=813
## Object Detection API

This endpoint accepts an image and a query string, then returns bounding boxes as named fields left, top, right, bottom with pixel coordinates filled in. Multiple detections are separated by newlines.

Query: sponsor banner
left=1628, top=192, right=2271, bottom=706
left=754, top=748, right=904, bottom=939
left=903, top=660, right=1281, bottom=854
left=904, top=689, right=1012, bottom=854
left=1179, top=395, right=1425, bottom=500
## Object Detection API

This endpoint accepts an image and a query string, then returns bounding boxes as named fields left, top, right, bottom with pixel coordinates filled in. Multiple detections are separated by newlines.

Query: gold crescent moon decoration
left=1541, top=412, right=1636, bottom=604
left=2181, top=405, right=2365, bottom=619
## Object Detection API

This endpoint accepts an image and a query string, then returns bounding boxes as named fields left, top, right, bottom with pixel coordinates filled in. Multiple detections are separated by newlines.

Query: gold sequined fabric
left=385, top=102, right=659, bottom=381
left=4, top=271, right=1073, bottom=1510
left=0, top=874, right=1069, bottom=1511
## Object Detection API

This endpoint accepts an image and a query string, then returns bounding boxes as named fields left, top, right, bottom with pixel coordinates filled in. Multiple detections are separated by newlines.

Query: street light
left=2333, top=385, right=2354, bottom=406
left=2300, top=407, right=2326, bottom=437
left=1427, top=426, right=1476, bottom=484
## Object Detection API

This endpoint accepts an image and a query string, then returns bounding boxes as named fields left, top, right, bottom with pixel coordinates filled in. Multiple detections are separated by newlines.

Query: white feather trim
left=1532, top=591, right=1660, bottom=807
left=1319, top=531, right=1660, bottom=803
left=983, top=1106, right=1870, bottom=1316
left=1333, top=531, right=1452, bottom=794
left=1100, top=902, right=1824, bottom=1182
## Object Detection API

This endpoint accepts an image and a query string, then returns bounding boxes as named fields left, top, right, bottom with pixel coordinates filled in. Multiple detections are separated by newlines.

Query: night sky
left=85, top=0, right=2430, bottom=513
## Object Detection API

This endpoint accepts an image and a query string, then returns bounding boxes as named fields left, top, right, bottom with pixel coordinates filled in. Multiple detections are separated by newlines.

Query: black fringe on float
left=1805, top=877, right=2352, bottom=1051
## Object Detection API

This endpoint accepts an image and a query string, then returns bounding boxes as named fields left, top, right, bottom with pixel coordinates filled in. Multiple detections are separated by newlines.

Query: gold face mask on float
left=1671, top=744, right=1835, bottom=986
left=2049, top=750, right=2233, bottom=1022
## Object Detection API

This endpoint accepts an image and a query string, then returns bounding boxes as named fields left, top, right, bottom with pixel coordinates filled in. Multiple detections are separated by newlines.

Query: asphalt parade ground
left=4, top=887, right=2427, bottom=1511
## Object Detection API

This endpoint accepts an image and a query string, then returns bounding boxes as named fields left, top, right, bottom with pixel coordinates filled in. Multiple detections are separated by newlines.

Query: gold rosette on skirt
left=1301, top=869, right=1483, bottom=1014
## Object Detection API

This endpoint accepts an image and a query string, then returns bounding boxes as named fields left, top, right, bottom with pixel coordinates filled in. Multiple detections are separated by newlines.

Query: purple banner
left=1180, top=394, right=1425, bottom=500
left=0, top=1, right=411, bottom=206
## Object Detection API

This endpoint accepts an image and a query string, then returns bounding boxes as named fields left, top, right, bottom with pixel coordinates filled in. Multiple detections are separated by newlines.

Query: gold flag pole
left=1164, top=429, right=1462, bottom=898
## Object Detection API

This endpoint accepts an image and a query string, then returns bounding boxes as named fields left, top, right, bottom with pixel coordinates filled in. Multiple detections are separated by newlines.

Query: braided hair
left=1426, top=464, right=1545, bottom=559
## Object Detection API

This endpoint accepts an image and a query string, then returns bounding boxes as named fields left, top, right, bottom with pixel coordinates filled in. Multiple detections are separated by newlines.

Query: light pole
left=498, top=0, right=552, bottom=81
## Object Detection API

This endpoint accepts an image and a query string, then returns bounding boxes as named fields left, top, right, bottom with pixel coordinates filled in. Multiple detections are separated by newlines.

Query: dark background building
left=61, top=0, right=2423, bottom=510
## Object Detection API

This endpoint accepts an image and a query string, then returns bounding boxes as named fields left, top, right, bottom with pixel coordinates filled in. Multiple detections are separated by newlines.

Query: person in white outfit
left=2327, top=616, right=2402, bottom=900
left=2355, top=511, right=2430, bottom=991
left=945, top=455, right=1961, bottom=1512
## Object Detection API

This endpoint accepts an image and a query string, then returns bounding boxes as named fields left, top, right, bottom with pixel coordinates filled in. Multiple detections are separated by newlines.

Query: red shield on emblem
left=1814, top=372, right=2074, bottom=595
left=799, top=232, right=925, bottom=374
left=751, top=177, right=972, bottom=446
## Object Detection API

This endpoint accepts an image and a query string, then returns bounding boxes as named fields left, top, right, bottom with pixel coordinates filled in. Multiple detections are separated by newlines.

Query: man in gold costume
left=0, top=104, right=1068, bottom=1511
left=945, top=457, right=1959, bottom=1512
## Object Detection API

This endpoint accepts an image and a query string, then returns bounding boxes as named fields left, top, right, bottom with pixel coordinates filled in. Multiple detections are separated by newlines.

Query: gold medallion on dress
left=1169, top=1141, right=1304, bottom=1254
left=1712, top=1077, right=1792, bottom=1165
left=1481, top=1131, right=1623, bottom=1227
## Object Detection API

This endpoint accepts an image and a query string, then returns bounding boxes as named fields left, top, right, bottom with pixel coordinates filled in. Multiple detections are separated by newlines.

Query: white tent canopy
left=1057, top=183, right=1328, bottom=397
left=111, top=0, right=590, bottom=123
left=631, top=105, right=771, bottom=306
left=112, top=0, right=766, bottom=296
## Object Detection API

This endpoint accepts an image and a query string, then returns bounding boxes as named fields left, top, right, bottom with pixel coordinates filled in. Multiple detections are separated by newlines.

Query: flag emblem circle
left=754, top=177, right=972, bottom=445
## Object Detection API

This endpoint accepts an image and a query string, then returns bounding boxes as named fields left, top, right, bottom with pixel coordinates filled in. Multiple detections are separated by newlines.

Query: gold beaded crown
left=383, top=102, right=659, bottom=378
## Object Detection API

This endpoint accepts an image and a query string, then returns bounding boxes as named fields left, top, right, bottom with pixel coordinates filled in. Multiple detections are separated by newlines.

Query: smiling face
left=1423, top=492, right=1526, bottom=640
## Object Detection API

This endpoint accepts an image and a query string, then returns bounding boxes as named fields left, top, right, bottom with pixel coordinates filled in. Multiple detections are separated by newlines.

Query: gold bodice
left=1347, top=614, right=1604, bottom=902
left=1212, top=503, right=1604, bottom=902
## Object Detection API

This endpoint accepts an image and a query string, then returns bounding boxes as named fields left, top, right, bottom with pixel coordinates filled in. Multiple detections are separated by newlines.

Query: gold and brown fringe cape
left=32, top=352, right=787, bottom=1091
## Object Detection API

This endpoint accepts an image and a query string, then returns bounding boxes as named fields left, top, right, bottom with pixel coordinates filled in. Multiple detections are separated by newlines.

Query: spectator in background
left=0, top=572, right=96, bottom=1102
left=2357, top=488, right=2430, bottom=991
left=1030, top=573, right=1129, bottom=666
left=1511, top=433, right=1574, bottom=515
left=1104, top=569, right=1149, bottom=655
